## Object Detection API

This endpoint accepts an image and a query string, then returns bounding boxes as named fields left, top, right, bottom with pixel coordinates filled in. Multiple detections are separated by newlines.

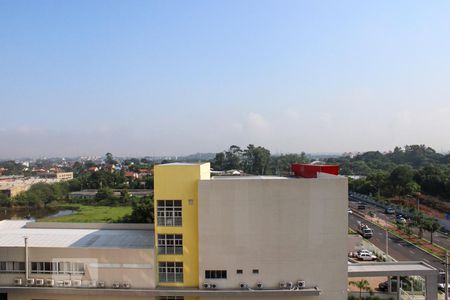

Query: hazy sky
left=1, top=1, right=450, bottom=158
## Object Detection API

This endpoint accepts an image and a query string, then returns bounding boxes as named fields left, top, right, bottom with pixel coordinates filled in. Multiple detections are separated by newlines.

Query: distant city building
left=0, top=173, right=73, bottom=197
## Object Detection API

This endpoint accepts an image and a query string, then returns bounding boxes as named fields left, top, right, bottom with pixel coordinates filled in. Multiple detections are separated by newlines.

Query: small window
left=188, top=199, right=193, bottom=205
left=205, top=270, right=227, bottom=279
left=252, top=269, right=259, bottom=274
left=237, top=269, right=243, bottom=274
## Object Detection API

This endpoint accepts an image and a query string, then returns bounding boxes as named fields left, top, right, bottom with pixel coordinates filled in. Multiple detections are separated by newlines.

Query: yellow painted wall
left=154, top=163, right=210, bottom=288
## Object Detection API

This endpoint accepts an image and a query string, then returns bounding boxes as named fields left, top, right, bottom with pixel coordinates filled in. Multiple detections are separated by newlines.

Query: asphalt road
left=349, top=213, right=447, bottom=272
left=349, top=200, right=450, bottom=250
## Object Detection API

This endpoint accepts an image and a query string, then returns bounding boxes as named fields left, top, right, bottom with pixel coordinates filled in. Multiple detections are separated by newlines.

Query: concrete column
left=425, top=274, right=438, bottom=300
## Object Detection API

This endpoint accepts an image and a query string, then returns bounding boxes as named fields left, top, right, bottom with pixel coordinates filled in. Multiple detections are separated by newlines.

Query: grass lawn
left=39, top=204, right=132, bottom=223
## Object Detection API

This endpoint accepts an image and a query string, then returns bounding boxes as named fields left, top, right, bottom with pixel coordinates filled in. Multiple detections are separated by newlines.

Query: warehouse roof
left=0, top=220, right=154, bottom=249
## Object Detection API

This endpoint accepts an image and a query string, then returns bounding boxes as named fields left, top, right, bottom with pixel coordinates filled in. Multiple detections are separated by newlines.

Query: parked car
left=356, top=249, right=373, bottom=256
left=379, top=279, right=398, bottom=292
left=396, top=217, right=407, bottom=224
left=438, top=283, right=450, bottom=292
left=347, top=209, right=353, bottom=214
left=378, top=277, right=411, bottom=292
left=385, top=207, right=395, bottom=214
left=357, top=203, right=366, bottom=210
left=357, top=252, right=377, bottom=261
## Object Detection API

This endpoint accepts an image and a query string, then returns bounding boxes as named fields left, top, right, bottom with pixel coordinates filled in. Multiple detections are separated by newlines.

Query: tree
left=105, top=152, right=117, bottom=165
left=95, top=187, right=114, bottom=201
left=423, top=217, right=441, bottom=244
left=224, top=145, right=243, bottom=170
left=349, top=279, right=372, bottom=299
left=413, top=211, right=426, bottom=239
left=366, top=171, right=388, bottom=200
left=389, top=165, right=415, bottom=197
left=121, top=197, right=154, bottom=223
left=243, top=144, right=271, bottom=175
left=0, top=193, right=11, bottom=207
left=211, top=152, right=225, bottom=170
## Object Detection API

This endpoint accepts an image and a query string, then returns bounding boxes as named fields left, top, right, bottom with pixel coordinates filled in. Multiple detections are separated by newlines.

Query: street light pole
left=385, top=229, right=389, bottom=261
left=445, top=250, right=449, bottom=300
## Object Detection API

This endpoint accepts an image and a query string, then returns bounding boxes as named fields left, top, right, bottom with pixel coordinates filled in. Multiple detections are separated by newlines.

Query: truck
left=357, top=221, right=373, bottom=239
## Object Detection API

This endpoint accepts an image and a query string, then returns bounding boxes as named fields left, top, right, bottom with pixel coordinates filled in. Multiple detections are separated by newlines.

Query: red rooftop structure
left=291, top=163, right=339, bottom=178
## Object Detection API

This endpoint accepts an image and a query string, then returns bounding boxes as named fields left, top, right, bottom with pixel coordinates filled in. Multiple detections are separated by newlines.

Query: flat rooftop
left=211, top=176, right=289, bottom=180
left=0, top=220, right=154, bottom=249
left=348, top=262, right=438, bottom=277
left=157, top=162, right=206, bottom=166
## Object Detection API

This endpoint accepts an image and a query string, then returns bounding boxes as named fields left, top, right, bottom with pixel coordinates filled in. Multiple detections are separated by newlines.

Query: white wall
left=198, top=176, right=348, bottom=300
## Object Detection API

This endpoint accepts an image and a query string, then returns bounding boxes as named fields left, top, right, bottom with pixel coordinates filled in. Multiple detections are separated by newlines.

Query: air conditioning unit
left=256, top=282, right=264, bottom=289
left=297, top=280, right=306, bottom=289
left=112, top=282, right=121, bottom=289
left=45, top=279, right=55, bottom=287
left=35, top=279, right=44, bottom=286
left=89, top=280, right=97, bottom=288
left=202, top=282, right=210, bottom=289
left=27, top=278, right=35, bottom=286
left=279, top=281, right=287, bottom=289
left=55, top=280, right=64, bottom=287
left=63, top=280, right=72, bottom=287
left=122, top=281, right=131, bottom=289
left=14, top=278, right=23, bottom=286
left=97, top=281, right=105, bottom=288
left=239, top=282, right=248, bottom=289
left=210, top=283, right=217, bottom=289
left=73, top=280, right=82, bottom=287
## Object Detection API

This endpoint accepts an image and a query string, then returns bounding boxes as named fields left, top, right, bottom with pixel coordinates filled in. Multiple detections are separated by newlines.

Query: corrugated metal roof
left=0, top=220, right=154, bottom=249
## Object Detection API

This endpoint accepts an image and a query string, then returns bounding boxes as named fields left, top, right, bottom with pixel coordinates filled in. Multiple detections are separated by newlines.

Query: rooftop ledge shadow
left=0, top=286, right=321, bottom=297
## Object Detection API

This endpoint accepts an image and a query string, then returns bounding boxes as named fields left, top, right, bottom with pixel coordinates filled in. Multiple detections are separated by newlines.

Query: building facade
left=152, top=163, right=348, bottom=300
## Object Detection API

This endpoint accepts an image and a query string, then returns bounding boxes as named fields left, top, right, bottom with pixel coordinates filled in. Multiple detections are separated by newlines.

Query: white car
left=348, top=209, right=353, bottom=214
left=438, top=283, right=450, bottom=292
left=357, top=252, right=377, bottom=261
left=357, top=249, right=373, bottom=256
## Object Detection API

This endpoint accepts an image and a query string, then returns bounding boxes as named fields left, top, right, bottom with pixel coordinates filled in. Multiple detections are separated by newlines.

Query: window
left=205, top=270, right=227, bottom=279
left=31, top=262, right=84, bottom=275
left=0, top=261, right=25, bottom=273
left=252, top=269, right=259, bottom=274
left=158, top=234, right=183, bottom=255
left=237, top=269, right=243, bottom=274
left=157, top=200, right=182, bottom=226
left=158, top=262, right=183, bottom=283
left=158, top=297, right=184, bottom=300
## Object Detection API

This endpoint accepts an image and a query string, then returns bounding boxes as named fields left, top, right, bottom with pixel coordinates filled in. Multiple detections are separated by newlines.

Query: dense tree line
left=211, top=144, right=308, bottom=175
left=340, top=145, right=450, bottom=204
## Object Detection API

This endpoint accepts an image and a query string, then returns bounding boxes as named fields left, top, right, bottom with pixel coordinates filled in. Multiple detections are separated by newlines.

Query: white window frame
left=158, top=261, right=183, bottom=283
left=158, top=234, right=183, bottom=255
left=157, top=200, right=182, bottom=226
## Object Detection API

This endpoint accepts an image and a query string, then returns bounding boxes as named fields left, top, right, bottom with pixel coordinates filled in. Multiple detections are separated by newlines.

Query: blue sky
left=1, top=1, right=450, bottom=157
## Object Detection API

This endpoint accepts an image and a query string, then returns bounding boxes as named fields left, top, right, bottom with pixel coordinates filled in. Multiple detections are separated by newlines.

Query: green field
left=39, top=205, right=132, bottom=223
